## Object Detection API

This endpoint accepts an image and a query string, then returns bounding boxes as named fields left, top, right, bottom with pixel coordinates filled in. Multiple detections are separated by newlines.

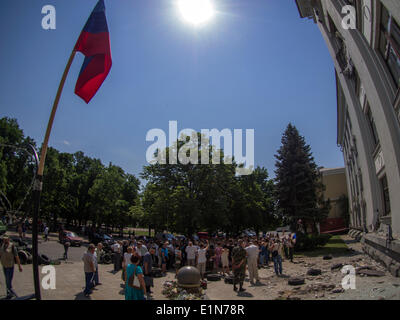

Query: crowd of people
left=81, top=231, right=297, bottom=300
left=0, top=224, right=296, bottom=300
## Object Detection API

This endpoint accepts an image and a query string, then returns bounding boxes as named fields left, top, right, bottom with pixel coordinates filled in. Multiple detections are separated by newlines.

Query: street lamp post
left=0, top=143, right=41, bottom=299
left=27, top=144, right=42, bottom=300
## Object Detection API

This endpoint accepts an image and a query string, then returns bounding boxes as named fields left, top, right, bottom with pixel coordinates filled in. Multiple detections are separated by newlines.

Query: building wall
left=296, top=0, right=400, bottom=275
left=320, top=168, right=348, bottom=218
left=297, top=0, right=400, bottom=238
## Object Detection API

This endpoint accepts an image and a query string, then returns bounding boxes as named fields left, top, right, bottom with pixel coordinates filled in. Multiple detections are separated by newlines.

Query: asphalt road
left=38, top=239, right=87, bottom=262
left=7, top=231, right=88, bottom=262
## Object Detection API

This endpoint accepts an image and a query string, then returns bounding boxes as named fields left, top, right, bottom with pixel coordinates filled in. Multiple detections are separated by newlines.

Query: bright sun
left=177, top=0, right=215, bottom=26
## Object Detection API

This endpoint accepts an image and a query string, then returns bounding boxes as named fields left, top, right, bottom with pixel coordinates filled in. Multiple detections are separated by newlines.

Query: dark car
left=90, top=233, right=114, bottom=245
left=155, top=233, right=176, bottom=242
left=59, top=230, right=83, bottom=246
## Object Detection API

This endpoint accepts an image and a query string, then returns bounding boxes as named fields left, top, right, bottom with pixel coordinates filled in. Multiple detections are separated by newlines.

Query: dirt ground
left=1, top=234, right=399, bottom=300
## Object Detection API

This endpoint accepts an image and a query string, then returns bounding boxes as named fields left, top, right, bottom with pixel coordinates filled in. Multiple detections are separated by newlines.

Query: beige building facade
left=296, top=0, right=400, bottom=276
left=319, top=167, right=348, bottom=233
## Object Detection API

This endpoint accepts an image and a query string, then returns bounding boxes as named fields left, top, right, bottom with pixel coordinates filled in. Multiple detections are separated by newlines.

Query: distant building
left=319, top=167, right=349, bottom=234
left=296, top=0, right=400, bottom=276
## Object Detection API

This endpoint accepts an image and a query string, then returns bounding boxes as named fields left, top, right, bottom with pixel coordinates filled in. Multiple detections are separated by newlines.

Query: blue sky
left=0, top=0, right=343, bottom=181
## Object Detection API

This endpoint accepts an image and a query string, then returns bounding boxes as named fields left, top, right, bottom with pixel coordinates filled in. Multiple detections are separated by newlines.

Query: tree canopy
left=274, top=123, right=330, bottom=234
left=0, top=117, right=140, bottom=231
left=138, top=135, right=277, bottom=236
left=1, top=118, right=332, bottom=236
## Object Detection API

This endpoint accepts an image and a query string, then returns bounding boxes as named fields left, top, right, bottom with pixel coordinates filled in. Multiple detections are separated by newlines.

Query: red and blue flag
left=74, top=0, right=112, bottom=103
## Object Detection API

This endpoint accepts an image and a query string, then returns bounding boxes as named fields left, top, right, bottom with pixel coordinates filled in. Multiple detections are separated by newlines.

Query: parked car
left=0, top=221, right=6, bottom=235
left=59, top=230, right=83, bottom=246
left=241, top=229, right=256, bottom=237
left=176, top=235, right=186, bottom=241
left=197, top=232, right=209, bottom=240
left=90, top=233, right=114, bottom=245
left=155, top=232, right=176, bottom=242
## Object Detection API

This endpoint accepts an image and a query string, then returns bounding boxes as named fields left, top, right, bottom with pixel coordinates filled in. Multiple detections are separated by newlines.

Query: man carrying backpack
left=0, top=236, right=23, bottom=299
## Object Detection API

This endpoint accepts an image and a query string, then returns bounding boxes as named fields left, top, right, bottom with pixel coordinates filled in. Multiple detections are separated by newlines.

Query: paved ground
left=1, top=234, right=399, bottom=300
left=7, top=230, right=88, bottom=261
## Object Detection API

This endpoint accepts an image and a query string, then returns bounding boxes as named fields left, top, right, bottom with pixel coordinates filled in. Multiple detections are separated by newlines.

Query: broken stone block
left=388, top=263, right=400, bottom=277
left=356, top=268, right=385, bottom=277
left=331, top=263, right=343, bottom=271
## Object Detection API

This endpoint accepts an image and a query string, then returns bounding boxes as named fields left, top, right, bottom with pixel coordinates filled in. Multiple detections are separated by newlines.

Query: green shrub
left=295, top=233, right=332, bottom=251
left=315, top=233, right=331, bottom=246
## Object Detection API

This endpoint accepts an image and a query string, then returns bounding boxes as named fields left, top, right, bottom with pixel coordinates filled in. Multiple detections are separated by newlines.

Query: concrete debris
left=331, top=288, right=344, bottom=294
left=331, top=263, right=344, bottom=271
left=356, top=267, right=385, bottom=277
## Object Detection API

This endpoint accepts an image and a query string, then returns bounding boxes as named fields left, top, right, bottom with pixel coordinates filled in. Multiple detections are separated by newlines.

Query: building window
left=379, top=4, right=400, bottom=88
left=365, top=104, right=380, bottom=148
left=380, top=175, right=391, bottom=216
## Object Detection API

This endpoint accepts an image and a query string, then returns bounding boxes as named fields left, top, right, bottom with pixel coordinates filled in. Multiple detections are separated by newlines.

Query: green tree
left=40, top=147, right=74, bottom=230
left=274, top=123, right=326, bottom=234
left=0, top=117, right=37, bottom=217
left=88, top=164, right=139, bottom=230
left=141, top=133, right=277, bottom=236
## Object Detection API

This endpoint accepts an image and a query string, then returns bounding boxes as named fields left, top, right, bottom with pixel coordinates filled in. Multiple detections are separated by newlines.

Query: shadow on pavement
left=250, top=281, right=266, bottom=287
left=74, top=292, right=91, bottom=300
left=237, top=291, right=253, bottom=298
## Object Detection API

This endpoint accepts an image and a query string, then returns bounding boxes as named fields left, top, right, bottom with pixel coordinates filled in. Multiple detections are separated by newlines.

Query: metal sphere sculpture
left=177, top=266, right=201, bottom=288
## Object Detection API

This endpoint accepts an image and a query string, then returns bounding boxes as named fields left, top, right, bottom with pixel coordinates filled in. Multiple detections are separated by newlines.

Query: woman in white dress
left=221, top=245, right=230, bottom=276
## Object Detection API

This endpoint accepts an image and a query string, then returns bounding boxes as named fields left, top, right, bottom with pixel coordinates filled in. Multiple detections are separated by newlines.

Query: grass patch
left=116, top=228, right=155, bottom=237
left=295, top=235, right=349, bottom=258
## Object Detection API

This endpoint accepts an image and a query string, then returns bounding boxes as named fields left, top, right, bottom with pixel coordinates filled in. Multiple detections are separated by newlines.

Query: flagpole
left=38, top=49, right=76, bottom=176
left=32, top=49, right=76, bottom=300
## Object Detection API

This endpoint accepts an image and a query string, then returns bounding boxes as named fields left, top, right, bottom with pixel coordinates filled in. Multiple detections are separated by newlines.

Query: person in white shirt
left=245, top=241, right=260, bottom=284
left=93, top=243, right=102, bottom=286
left=82, top=244, right=96, bottom=297
left=122, top=246, right=133, bottom=282
left=123, top=246, right=133, bottom=267
left=185, top=241, right=198, bottom=266
left=111, top=241, right=122, bottom=272
left=136, top=241, right=148, bottom=257
left=196, top=240, right=209, bottom=279
left=44, top=226, right=49, bottom=242
left=111, top=242, right=121, bottom=253
left=221, top=245, right=230, bottom=276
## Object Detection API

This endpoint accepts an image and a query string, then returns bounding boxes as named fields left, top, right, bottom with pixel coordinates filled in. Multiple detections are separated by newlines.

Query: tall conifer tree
left=274, top=123, right=328, bottom=234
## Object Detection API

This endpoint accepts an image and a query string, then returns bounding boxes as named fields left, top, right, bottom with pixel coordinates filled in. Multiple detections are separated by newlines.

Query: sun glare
left=177, top=0, right=215, bottom=26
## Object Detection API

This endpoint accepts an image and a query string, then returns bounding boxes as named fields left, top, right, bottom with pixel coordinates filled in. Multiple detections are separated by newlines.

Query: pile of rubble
left=162, top=281, right=207, bottom=300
